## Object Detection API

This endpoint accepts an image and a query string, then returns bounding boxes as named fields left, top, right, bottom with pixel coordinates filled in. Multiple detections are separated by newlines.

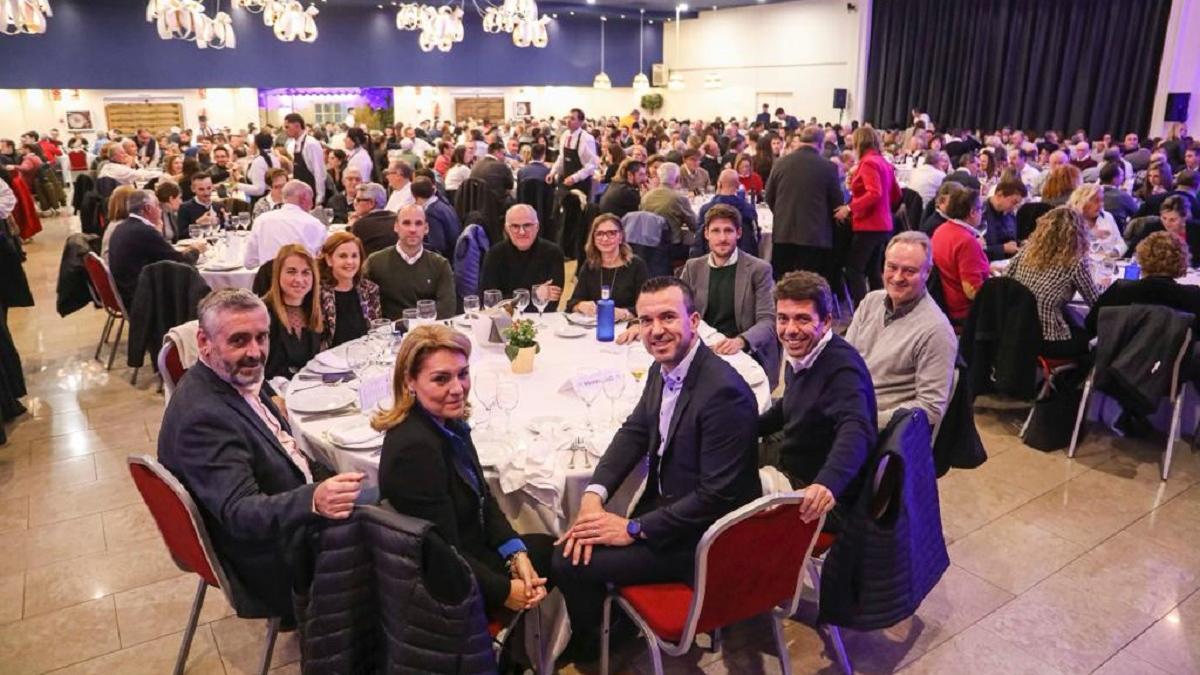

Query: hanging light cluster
left=482, top=0, right=548, bottom=49
left=395, top=3, right=463, bottom=52
left=269, top=0, right=318, bottom=42
left=1, top=0, right=52, bottom=35
left=146, top=0, right=236, bottom=49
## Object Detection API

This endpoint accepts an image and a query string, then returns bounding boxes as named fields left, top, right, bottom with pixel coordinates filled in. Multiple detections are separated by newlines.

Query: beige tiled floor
left=3, top=215, right=1200, bottom=674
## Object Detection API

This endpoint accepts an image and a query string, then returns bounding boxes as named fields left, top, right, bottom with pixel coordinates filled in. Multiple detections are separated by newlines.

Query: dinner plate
left=554, top=325, right=587, bottom=339
left=288, top=386, right=356, bottom=414
left=323, top=426, right=383, bottom=450
left=202, top=262, right=243, bottom=272
left=305, top=361, right=354, bottom=375
left=566, top=313, right=597, bottom=327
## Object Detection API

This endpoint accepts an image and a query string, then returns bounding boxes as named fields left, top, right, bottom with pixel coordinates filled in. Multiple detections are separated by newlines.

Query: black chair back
left=96, top=176, right=119, bottom=199
left=517, top=179, right=556, bottom=241
left=252, top=260, right=275, bottom=296
left=454, top=177, right=502, bottom=245
left=1016, top=201, right=1053, bottom=241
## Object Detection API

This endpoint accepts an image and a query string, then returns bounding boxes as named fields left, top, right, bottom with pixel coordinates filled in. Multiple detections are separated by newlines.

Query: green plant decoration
left=640, top=92, right=664, bottom=115
left=502, top=319, right=540, bottom=361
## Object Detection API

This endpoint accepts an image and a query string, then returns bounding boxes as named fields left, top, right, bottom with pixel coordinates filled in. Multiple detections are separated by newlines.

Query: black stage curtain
left=864, top=0, right=1173, bottom=136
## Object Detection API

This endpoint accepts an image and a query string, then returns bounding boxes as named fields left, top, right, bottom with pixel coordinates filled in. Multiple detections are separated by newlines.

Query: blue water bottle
left=736, top=185, right=747, bottom=203
left=596, top=286, right=615, bottom=342
left=1124, top=260, right=1140, bottom=280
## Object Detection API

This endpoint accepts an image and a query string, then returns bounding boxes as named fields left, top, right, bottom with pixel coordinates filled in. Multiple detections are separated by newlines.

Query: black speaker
left=1166, top=92, right=1191, bottom=123
left=833, top=88, right=848, bottom=109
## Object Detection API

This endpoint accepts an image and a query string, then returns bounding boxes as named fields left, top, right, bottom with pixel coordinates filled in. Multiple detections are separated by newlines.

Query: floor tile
left=48, top=623, right=225, bottom=675
left=0, top=597, right=120, bottom=675
left=0, top=454, right=98, bottom=500
left=210, top=615, right=301, bottom=674
left=0, top=513, right=107, bottom=575
left=101, top=502, right=160, bottom=550
left=1092, top=648, right=1172, bottom=675
left=0, top=496, right=29, bottom=533
left=23, top=539, right=181, bottom=617
left=114, top=574, right=234, bottom=648
left=1009, top=469, right=1170, bottom=548
left=26, top=421, right=153, bottom=466
left=936, top=468, right=1040, bottom=542
left=948, top=514, right=1087, bottom=594
left=1126, top=485, right=1200, bottom=557
left=0, top=572, right=24, bottom=625
left=900, top=624, right=1063, bottom=674
left=1126, top=590, right=1200, bottom=674
left=27, top=476, right=142, bottom=527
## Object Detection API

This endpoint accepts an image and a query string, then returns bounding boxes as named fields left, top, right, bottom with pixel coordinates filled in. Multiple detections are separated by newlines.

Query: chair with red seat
left=157, top=335, right=188, bottom=401
left=487, top=607, right=544, bottom=672
left=600, top=492, right=825, bottom=675
left=83, top=252, right=129, bottom=373
left=67, top=150, right=88, bottom=173
left=126, top=455, right=282, bottom=675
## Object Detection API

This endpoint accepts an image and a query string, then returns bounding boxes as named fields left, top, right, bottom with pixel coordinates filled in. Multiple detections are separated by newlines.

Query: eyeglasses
left=354, top=197, right=374, bottom=203
left=507, top=223, right=537, bottom=232
left=593, top=230, right=621, bottom=239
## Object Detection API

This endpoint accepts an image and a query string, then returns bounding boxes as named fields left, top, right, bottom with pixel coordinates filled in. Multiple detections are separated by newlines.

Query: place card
left=560, top=368, right=623, bottom=395
left=357, top=373, right=392, bottom=412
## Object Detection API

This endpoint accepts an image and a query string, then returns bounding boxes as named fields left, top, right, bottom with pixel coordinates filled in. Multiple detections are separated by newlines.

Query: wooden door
left=453, top=97, right=505, bottom=123
left=104, top=102, right=184, bottom=134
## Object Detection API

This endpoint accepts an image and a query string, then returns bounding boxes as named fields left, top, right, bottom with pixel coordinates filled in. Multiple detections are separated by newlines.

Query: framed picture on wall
left=65, top=110, right=94, bottom=131
left=514, top=101, right=531, bottom=118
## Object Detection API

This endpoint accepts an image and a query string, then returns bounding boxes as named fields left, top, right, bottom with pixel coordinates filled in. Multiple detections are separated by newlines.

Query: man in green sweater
left=364, top=203, right=457, bottom=320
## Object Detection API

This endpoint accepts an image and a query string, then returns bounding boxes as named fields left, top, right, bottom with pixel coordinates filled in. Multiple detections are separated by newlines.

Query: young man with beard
left=759, top=271, right=877, bottom=527
left=157, top=288, right=364, bottom=625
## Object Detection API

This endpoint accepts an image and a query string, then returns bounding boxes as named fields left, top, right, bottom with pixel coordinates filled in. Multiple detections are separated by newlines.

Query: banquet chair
left=1016, top=201, right=1053, bottom=241
left=600, top=492, right=825, bottom=675
left=158, top=336, right=187, bottom=402
left=83, top=252, right=129, bottom=372
left=126, top=455, right=282, bottom=675
left=488, top=607, right=545, bottom=672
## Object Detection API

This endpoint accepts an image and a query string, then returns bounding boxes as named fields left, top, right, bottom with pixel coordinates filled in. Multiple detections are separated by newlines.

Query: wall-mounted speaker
left=1166, top=92, right=1190, bottom=123
left=833, top=88, right=848, bottom=109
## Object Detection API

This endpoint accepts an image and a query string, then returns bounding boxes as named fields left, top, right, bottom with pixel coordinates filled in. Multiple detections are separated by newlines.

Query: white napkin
left=329, top=419, right=383, bottom=447
left=495, top=438, right=567, bottom=515
left=314, top=350, right=350, bottom=371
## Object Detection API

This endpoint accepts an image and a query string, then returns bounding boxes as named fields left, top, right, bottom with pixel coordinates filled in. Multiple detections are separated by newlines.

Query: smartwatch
left=626, top=519, right=644, bottom=540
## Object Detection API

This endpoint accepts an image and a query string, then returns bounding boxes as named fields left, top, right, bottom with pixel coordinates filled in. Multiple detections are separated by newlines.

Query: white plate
left=554, top=325, right=587, bottom=339
left=202, top=262, right=243, bottom=272
left=288, top=386, right=356, bottom=413
left=305, top=361, right=353, bottom=375
left=323, top=426, right=383, bottom=450
left=567, top=313, right=597, bottom=327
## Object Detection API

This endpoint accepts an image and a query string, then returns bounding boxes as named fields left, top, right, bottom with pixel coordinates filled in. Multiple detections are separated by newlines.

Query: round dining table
left=284, top=311, right=772, bottom=669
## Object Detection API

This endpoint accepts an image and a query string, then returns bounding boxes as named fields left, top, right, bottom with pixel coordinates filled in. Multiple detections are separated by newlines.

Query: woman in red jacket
left=835, top=126, right=901, bottom=303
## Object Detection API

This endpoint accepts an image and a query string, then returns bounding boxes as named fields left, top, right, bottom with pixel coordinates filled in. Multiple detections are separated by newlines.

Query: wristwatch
left=626, top=519, right=644, bottom=540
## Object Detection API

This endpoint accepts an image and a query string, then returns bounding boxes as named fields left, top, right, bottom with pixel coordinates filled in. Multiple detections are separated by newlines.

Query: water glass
left=463, top=295, right=480, bottom=318
left=574, top=367, right=601, bottom=430
left=402, top=308, right=419, bottom=331
left=345, top=342, right=373, bottom=379
left=513, top=288, right=530, bottom=315
left=473, top=370, right=499, bottom=430
left=417, top=299, right=437, bottom=322
left=531, top=284, right=550, bottom=325
left=483, top=289, right=503, bottom=310
left=496, top=380, right=520, bottom=434
left=602, top=373, right=625, bottom=424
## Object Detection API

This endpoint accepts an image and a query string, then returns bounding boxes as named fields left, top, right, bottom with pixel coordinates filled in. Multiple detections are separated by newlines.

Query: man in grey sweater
left=845, top=231, right=957, bottom=428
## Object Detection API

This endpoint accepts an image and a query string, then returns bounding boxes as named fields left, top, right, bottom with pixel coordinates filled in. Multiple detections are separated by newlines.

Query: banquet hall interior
left=2, top=0, right=1200, bottom=673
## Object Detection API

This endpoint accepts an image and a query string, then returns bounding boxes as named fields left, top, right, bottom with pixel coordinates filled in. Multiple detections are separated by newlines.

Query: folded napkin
left=495, top=438, right=567, bottom=515
left=314, top=350, right=350, bottom=371
left=329, top=420, right=383, bottom=448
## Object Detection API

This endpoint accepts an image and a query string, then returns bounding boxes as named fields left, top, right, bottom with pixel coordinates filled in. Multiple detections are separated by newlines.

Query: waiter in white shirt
left=243, top=180, right=328, bottom=268
left=546, top=107, right=599, bottom=197
left=283, top=113, right=327, bottom=207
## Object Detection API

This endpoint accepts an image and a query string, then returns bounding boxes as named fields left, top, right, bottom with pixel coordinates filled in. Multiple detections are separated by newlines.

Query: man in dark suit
left=553, top=276, right=761, bottom=661
left=175, top=171, right=228, bottom=243
left=347, top=182, right=398, bottom=255
left=760, top=271, right=877, bottom=526
left=411, top=176, right=461, bottom=259
left=943, top=153, right=982, bottom=191
left=469, top=141, right=515, bottom=205
left=597, top=160, right=646, bottom=219
left=107, top=189, right=206, bottom=309
left=766, top=125, right=845, bottom=281
left=755, top=104, right=772, bottom=128
left=158, top=288, right=365, bottom=623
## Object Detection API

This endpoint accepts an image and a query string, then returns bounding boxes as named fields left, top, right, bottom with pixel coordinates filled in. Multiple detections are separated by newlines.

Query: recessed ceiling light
left=569, top=10, right=575, bottom=14
left=621, top=14, right=626, bottom=18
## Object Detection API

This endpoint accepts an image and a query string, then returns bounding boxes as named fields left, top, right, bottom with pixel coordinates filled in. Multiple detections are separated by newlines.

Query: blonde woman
left=1067, top=183, right=1126, bottom=257
left=565, top=213, right=648, bottom=320
left=373, top=324, right=554, bottom=615
left=1003, top=206, right=1099, bottom=357
left=262, top=244, right=324, bottom=379
left=1038, top=164, right=1081, bottom=206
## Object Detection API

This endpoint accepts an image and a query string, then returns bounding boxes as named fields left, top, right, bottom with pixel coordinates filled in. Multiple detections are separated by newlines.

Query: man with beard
left=553, top=276, right=761, bottom=665
left=158, top=288, right=365, bottom=625
left=759, top=271, right=877, bottom=529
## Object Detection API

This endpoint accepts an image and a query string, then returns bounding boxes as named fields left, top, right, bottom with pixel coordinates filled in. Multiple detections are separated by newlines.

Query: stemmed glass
left=496, top=380, right=520, bottom=434
left=463, top=295, right=480, bottom=319
left=369, top=319, right=394, bottom=363
left=602, top=372, right=625, bottom=424
left=626, top=344, right=652, bottom=386
left=531, top=283, right=550, bottom=327
left=483, top=289, right=503, bottom=311
left=473, top=370, right=499, bottom=431
left=574, top=367, right=601, bottom=432
left=513, top=289, right=530, bottom=316
left=345, top=342, right=373, bottom=381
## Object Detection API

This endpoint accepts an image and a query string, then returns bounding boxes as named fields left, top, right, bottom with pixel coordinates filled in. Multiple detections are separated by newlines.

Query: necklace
left=600, top=262, right=621, bottom=289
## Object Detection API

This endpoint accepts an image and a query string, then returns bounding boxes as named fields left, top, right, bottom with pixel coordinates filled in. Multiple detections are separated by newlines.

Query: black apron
left=557, top=129, right=592, bottom=257
left=558, top=130, right=593, bottom=197
left=292, top=135, right=317, bottom=196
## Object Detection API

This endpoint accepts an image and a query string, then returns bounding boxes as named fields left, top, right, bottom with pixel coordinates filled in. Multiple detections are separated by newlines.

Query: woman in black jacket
left=373, top=324, right=553, bottom=615
left=566, top=213, right=648, bottom=319
left=262, top=244, right=323, bottom=379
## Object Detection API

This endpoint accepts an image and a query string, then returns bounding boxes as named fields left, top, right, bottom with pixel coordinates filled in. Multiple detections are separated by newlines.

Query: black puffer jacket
left=292, top=503, right=495, bottom=674
left=1094, top=305, right=1194, bottom=416
left=55, top=233, right=100, bottom=317
left=819, top=409, right=950, bottom=630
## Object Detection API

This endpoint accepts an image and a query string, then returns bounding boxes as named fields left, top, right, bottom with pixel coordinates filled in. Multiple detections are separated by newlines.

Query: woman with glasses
left=251, top=167, right=290, bottom=224
left=566, top=214, right=648, bottom=320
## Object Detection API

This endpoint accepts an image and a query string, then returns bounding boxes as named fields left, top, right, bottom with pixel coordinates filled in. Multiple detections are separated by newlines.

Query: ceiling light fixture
left=0, top=0, right=53, bottom=35
left=668, top=3, right=684, bottom=89
left=632, top=8, right=648, bottom=91
left=592, top=15, right=610, bottom=89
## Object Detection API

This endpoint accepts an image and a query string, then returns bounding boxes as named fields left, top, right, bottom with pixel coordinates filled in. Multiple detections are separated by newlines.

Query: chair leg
left=1019, top=405, right=1035, bottom=439
left=1068, top=375, right=1094, bottom=459
left=1165, top=392, right=1185, bottom=481
left=130, top=367, right=140, bottom=386
left=825, top=624, right=852, bottom=675
left=95, top=314, right=114, bottom=361
left=106, top=317, right=125, bottom=371
left=172, top=579, right=207, bottom=675
left=258, top=617, right=280, bottom=675
left=600, top=591, right=612, bottom=675
left=643, top=633, right=665, bottom=675
left=770, top=613, right=793, bottom=675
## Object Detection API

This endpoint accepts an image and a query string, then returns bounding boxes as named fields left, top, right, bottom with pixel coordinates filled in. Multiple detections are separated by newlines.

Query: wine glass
left=531, top=283, right=550, bottom=327
left=417, top=299, right=437, bottom=322
left=471, top=370, right=499, bottom=430
left=513, top=288, right=530, bottom=315
left=402, top=308, right=419, bottom=331
left=463, top=295, right=480, bottom=319
left=602, top=372, right=626, bottom=424
left=345, top=342, right=373, bottom=380
left=626, top=344, right=651, bottom=386
left=483, top=289, right=503, bottom=310
left=496, top=379, right=520, bottom=434
left=369, top=319, right=394, bottom=361
left=574, top=367, right=601, bottom=431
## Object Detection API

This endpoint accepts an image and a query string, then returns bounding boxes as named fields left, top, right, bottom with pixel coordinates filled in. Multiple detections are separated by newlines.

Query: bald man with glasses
left=479, top=204, right=566, bottom=311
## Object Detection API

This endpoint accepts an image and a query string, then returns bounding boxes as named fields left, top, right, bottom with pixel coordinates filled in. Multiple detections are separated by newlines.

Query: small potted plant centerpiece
left=503, top=318, right=539, bottom=374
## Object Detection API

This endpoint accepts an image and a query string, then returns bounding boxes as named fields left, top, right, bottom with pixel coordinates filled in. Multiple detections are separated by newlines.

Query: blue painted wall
left=0, top=0, right=663, bottom=88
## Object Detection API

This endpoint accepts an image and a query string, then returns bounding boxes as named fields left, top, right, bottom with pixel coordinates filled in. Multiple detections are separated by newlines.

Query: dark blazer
left=943, top=169, right=981, bottom=192
left=175, top=199, right=228, bottom=243
left=378, top=408, right=521, bottom=610
left=765, top=146, right=844, bottom=249
left=597, top=180, right=642, bottom=219
left=422, top=197, right=462, bottom=260
left=1086, top=276, right=1200, bottom=337
left=265, top=308, right=322, bottom=380
left=349, top=209, right=399, bottom=256
left=107, top=217, right=198, bottom=310
left=469, top=156, right=514, bottom=203
left=589, top=342, right=761, bottom=550
left=980, top=201, right=1017, bottom=261
left=1136, top=189, right=1200, bottom=220
left=158, top=361, right=330, bottom=619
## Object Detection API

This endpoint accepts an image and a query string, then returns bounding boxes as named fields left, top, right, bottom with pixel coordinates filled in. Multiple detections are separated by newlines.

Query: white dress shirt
left=98, top=161, right=162, bottom=186
left=550, top=128, right=600, bottom=184
left=785, top=326, right=833, bottom=376
left=708, top=247, right=739, bottom=269
left=242, top=203, right=328, bottom=268
left=907, top=164, right=947, bottom=204
left=385, top=182, right=414, bottom=213
left=396, top=243, right=424, bottom=265
left=347, top=147, right=374, bottom=182
left=444, top=165, right=470, bottom=191
left=287, top=134, right=327, bottom=205
left=240, top=154, right=273, bottom=198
